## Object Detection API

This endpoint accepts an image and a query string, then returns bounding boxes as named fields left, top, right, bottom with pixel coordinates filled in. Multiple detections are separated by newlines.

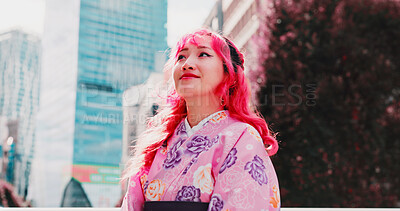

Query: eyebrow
left=180, top=45, right=212, bottom=52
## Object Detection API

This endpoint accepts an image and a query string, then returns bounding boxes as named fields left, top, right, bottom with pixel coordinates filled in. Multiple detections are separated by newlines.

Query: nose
left=182, top=58, right=195, bottom=71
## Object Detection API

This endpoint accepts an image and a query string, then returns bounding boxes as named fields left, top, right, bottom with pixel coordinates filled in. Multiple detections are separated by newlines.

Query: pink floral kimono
left=122, top=111, right=281, bottom=210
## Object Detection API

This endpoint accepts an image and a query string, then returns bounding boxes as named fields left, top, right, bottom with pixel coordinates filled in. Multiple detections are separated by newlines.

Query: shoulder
left=224, top=116, right=261, bottom=139
left=217, top=117, right=263, bottom=146
left=216, top=118, right=246, bottom=137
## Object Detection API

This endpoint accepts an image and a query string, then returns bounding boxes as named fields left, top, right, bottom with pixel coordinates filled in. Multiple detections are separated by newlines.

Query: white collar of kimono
left=184, top=110, right=227, bottom=137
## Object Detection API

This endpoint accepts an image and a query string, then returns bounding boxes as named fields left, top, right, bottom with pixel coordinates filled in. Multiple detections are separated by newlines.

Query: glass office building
left=31, top=0, right=167, bottom=207
left=74, top=0, right=167, bottom=166
left=74, top=0, right=167, bottom=206
left=0, top=30, right=41, bottom=198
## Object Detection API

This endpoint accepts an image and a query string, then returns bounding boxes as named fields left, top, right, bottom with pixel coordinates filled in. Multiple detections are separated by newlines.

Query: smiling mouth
left=180, top=74, right=200, bottom=79
left=180, top=76, right=199, bottom=80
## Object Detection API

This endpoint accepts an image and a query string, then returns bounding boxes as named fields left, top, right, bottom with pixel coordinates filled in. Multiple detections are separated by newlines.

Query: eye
left=199, top=52, right=211, bottom=57
left=177, top=54, right=186, bottom=60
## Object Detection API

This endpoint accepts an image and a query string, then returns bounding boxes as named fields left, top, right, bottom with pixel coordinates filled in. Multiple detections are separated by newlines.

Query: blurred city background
left=0, top=0, right=399, bottom=208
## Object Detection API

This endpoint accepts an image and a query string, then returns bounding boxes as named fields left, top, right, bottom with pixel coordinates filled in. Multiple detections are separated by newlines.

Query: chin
left=178, top=92, right=200, bottom=99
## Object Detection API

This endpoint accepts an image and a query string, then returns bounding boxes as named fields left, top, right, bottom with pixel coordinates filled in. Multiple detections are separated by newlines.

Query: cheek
left=211, top=65, right=225, bottom=86
left=208, top=65, right=226, bottom=95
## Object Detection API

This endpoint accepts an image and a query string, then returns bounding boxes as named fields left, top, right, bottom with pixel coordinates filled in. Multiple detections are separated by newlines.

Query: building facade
left=121, top=72, right=167, bottom=175
left=204, top=0, right=270, bottom=49
left=73, top=0, right=167, bottom=207
left=30, top=0, right=167, bottom=207
left=0, top=30, right=41, bottom=199
left=204, top=0, right=274, bottom=102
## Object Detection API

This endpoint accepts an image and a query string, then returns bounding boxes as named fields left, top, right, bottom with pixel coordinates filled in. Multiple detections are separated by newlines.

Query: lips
left=180, top=73, right=200, bottom=79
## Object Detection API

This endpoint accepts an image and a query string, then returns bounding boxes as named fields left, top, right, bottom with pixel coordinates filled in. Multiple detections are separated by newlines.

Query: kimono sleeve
left=121, top=170, right=147, bottom=211
left=209, top=125, right=281, bottom=211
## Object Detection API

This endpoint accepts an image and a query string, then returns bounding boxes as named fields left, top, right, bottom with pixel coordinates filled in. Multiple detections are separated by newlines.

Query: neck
left=185, top=95, right=224, bottom=128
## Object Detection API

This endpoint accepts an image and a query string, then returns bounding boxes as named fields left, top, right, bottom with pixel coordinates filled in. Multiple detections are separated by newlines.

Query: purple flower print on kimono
left=176, top=122, right=186, bottom=136
left=163, top=138, right=184, bottom=169
left=244, top=155, right=268, bottom=186
left=187, top=134, right=219, bottom=155
left=183, top=135, right=220, bottom=175
left=143, top=180, right=149, bottom=193
left=175, top=186, right=201, bottom=202
left=219, top=147, right=238, bottom=174
left=186, top=135, right=212, bottom=154
left=208, top=194, right=224, bottom=211
left=182, top=156, right=198, bottom=175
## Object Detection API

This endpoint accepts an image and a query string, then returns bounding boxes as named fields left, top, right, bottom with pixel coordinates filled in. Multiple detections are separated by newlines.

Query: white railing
left=0, top=208, right=397, bottom=211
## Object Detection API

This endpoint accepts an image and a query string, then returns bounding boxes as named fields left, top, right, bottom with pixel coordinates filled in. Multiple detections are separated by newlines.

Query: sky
left=0, top=0, right=215, bottom=47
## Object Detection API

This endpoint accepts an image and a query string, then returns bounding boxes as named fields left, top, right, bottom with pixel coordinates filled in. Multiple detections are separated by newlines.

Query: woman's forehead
left=182, top=36, right=212, bottom=48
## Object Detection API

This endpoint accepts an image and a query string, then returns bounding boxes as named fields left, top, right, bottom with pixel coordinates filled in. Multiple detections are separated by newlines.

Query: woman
left=121, top=29, right=280, bottom=210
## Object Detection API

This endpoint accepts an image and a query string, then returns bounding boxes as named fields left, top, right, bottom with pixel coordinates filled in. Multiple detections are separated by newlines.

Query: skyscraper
left=0, top=30, right=41, bottom=199
left=30, top=0, right=167, bottom=207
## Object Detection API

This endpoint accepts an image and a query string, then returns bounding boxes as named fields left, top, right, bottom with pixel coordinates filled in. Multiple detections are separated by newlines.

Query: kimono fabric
left=122, top=110, right=281, bottom=211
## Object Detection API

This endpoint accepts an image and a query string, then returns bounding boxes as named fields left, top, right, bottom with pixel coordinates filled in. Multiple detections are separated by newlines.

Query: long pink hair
left=122, top=29, right=278, bottom=181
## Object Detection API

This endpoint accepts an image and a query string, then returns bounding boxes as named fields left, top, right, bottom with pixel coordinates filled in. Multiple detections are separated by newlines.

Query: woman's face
left=173, top=36, right=225, bottom=101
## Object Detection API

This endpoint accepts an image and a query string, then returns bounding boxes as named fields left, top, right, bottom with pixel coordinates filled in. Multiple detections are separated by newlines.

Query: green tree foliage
left=255, top=0, right=400, bottom=207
